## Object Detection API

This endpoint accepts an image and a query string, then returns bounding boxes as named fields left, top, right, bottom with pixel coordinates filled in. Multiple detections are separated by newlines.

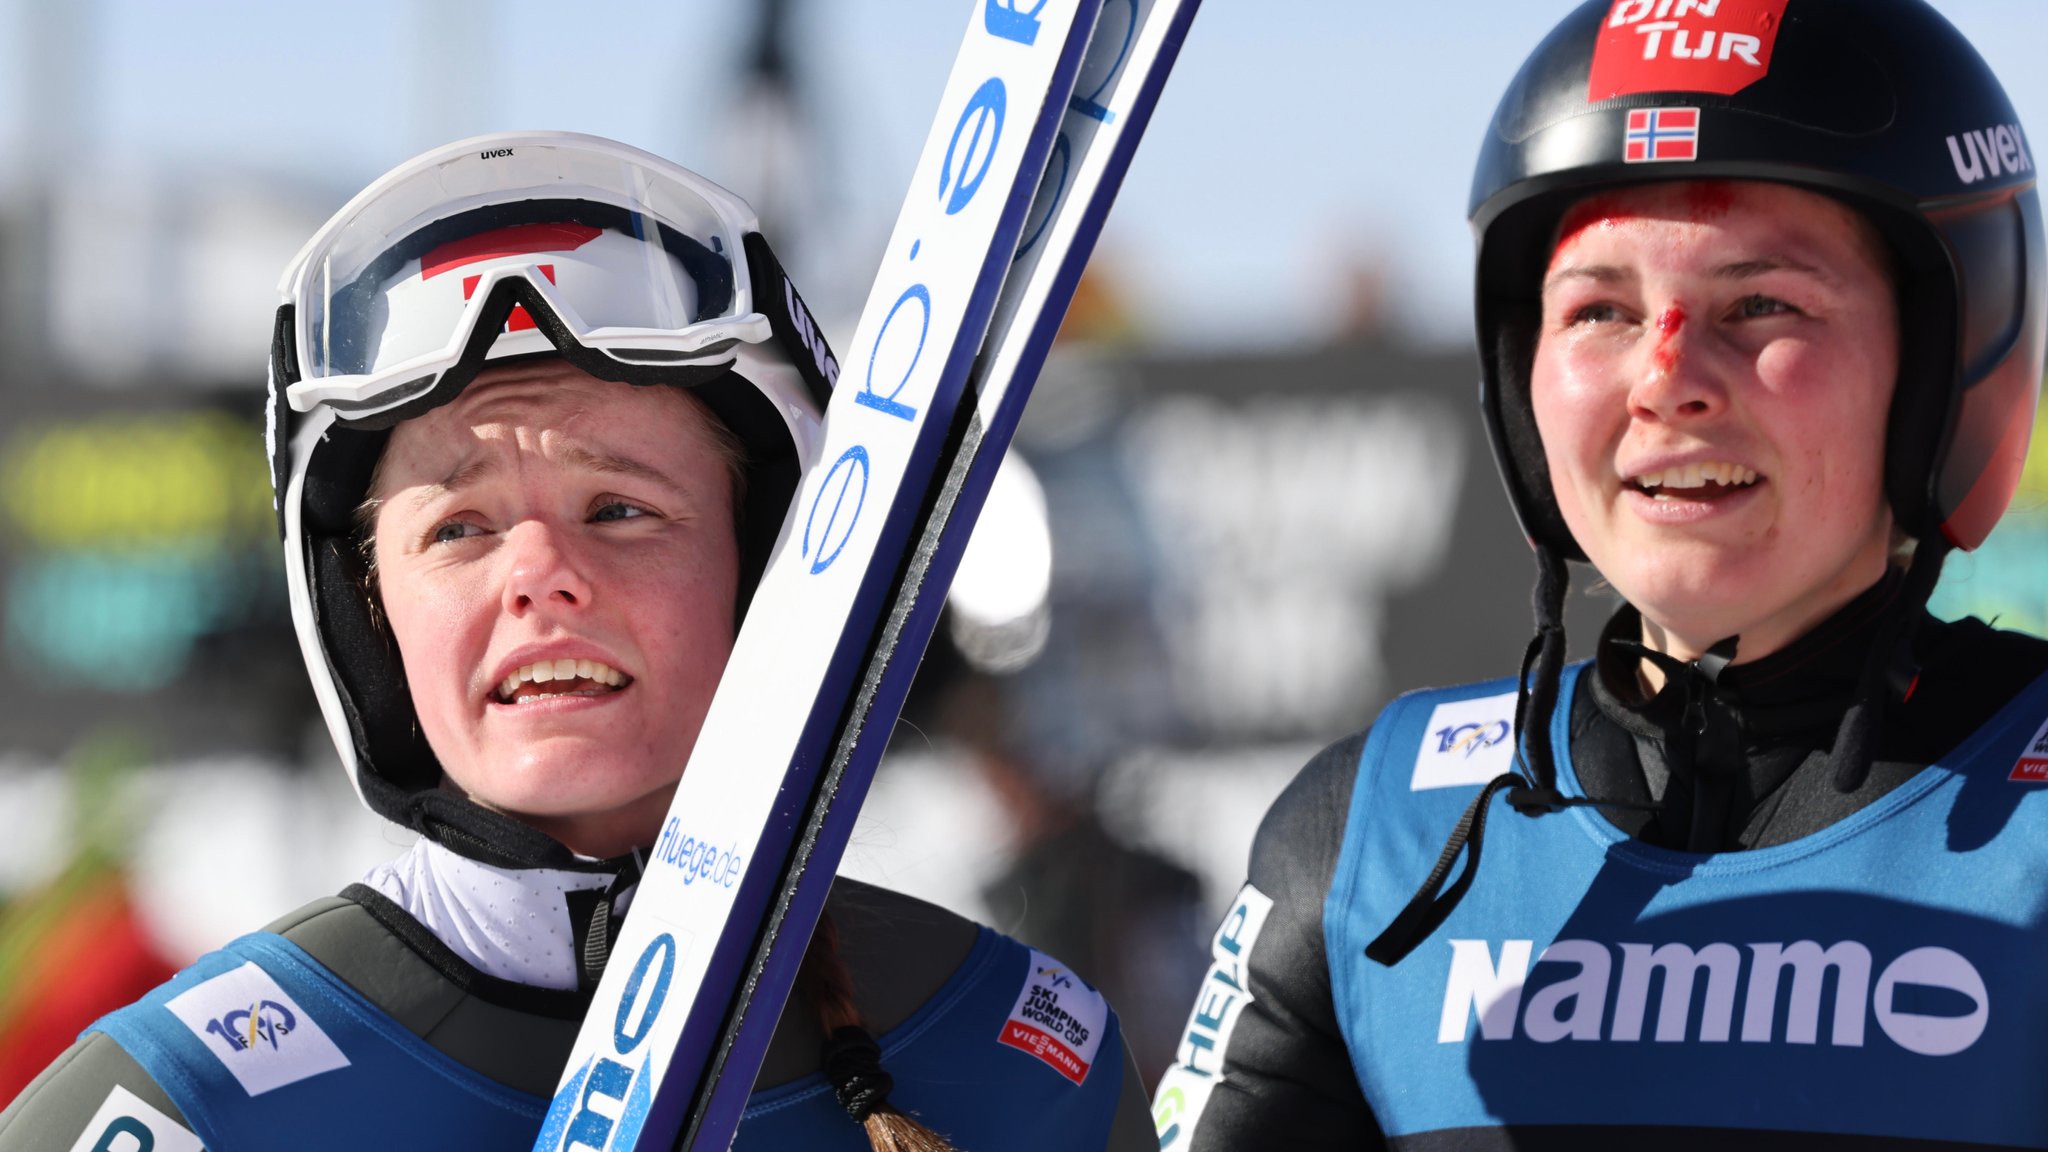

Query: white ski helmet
left=265, top=132, right=835, bottom=847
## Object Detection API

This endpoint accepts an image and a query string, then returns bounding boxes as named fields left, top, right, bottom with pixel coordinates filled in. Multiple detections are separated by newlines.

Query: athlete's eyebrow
left=398, top=444, right=686, bottom=516
left=1712, top=255, right=1836, bottom=284
left=401, top=452, right=500, bottom=514
left=554, top=444, right=686, bottom=496
left=1541, top=263, right=1633, bottom=295
left=1543, top=256, right=1840, bottom=296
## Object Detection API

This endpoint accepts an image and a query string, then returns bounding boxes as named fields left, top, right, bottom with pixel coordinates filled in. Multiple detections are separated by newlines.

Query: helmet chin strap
left=1369, top=537, right=1954, bottom=967
left=1366, top=545, right=1661, bottom=967
left=1830, top=537, right=1951, bottom=793
left=1505, top=545, right=1570, bottom=811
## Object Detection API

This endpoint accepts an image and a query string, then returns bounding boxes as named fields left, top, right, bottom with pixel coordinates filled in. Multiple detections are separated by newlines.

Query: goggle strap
left=268, top=304, right=301, bottom=542
left=326, top=276, right=739, bottom=432
left=746, top=231, right=839, bottom=412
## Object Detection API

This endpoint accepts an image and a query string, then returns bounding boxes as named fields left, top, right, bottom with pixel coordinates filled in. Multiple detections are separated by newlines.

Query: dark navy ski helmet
left=1471, top=0, right=2045, bottom=560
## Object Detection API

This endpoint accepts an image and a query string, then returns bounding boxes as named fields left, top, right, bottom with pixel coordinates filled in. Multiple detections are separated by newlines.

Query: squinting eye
left=1567, top=302, right=1622, bottom=325
left=431, top=521, right=480, bottom=545
left=592, top=501, right=649, bottom=523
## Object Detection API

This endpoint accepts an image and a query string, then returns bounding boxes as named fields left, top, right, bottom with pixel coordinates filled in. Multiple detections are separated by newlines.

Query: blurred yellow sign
left=2, top=413, right=272, bottom=550
left=1, top=412, right=279, bottom=693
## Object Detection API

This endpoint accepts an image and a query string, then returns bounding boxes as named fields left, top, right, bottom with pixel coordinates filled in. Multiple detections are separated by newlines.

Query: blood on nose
left=1652, top=305, right=1687, bottom=373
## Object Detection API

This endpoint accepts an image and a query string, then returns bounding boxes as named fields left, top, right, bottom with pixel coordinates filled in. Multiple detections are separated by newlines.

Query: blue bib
left=1327, top=664, right=2048, bottom=1147
left=90, top=925, right=1126, bottom=1151
left=90, top=933, right=545, bottom=1149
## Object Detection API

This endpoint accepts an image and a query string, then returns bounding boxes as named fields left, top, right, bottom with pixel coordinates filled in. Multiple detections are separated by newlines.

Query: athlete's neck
left=361, top=840, right=639, bottom=990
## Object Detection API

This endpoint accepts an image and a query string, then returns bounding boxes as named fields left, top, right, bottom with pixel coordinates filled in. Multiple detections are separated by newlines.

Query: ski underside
left=535, top=1, right=1201, bottom=1148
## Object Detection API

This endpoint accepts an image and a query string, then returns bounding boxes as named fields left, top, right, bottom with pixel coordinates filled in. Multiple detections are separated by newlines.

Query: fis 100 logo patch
left=1411, top=692, right=1518, bottom=791
left=164, top=961, right=350, bottom=1096
left=202, top=999, right=297, bottom=1052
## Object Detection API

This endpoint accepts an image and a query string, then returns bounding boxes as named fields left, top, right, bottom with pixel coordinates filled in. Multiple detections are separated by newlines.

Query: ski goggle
left=276, top=133, right=775, bottom=426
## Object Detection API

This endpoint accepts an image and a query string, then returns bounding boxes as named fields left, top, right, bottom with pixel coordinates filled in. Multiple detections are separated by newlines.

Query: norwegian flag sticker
left=1625, top=107, right=1701, bottom=163
left=2008, top=714, right=2048, bottom=782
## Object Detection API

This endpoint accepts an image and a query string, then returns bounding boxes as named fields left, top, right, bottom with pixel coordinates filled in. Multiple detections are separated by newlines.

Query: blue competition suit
left=1331, top=664, right=2048, bottom=1147
left=94, top=933, right=545, bottom=1149
left=84, top=923, right=1126, bottom=1152
left=1156, top=606, right=2048, bottom=1150
left=1, top=877, right=1153, bottom=1152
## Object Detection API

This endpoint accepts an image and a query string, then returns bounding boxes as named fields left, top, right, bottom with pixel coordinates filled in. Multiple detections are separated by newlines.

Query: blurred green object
left=0, top=730, right=178, bottom=1101
left=0, top=729, right=148, bottom=971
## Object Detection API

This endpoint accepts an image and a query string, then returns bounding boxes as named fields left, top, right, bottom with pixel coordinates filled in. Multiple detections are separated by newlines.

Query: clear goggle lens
left=282, top=139, right=770, bottom=415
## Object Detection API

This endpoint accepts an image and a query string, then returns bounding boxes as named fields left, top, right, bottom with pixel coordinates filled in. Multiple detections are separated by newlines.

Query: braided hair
left=795, top=911, right=957, bottom=1151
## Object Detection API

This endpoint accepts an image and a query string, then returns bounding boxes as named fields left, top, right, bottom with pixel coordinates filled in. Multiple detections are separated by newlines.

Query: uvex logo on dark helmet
left=1589, top=0, right=1790, bottom=100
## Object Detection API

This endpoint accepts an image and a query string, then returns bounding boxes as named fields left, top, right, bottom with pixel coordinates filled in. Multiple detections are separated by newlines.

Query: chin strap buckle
left=1504, top=783, right=1571, bottom=816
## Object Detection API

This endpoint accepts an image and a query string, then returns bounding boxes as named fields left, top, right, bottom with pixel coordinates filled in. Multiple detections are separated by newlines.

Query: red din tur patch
left=1589, top=0, right=1791, bottom=101
left=998, top=950, right=1108, bottom=1085
left=2008, top=714, right=2048, bottom=783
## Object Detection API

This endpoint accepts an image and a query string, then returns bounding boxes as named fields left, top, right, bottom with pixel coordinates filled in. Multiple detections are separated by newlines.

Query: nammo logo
left=1434, top=720, right=1510, bottom=759
left=1439, top=937, right=1991, bottom=1057
left=203, top=1000, right=297, bottom=1052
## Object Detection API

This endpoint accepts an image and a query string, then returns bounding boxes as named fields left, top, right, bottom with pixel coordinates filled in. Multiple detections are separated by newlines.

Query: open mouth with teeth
left=494, top=658, right=633, bottom=705
left=1630, top=461, right=1761, bottom=500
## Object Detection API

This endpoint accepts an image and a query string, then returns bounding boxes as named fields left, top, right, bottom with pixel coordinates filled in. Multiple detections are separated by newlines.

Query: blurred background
left=2, top=0, right=2046, bottom=1093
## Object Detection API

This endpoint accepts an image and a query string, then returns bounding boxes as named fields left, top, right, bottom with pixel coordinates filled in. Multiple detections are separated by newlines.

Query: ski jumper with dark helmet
left=1154, top=2, right=2048, bottom=1147
left=1370, top=0, right=2048, bottom=966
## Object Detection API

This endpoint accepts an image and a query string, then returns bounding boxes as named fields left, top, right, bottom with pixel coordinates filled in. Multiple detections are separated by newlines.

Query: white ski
left=534, top=3, right=1101, bottom=1149
left=534, top=0, right=1201, bottom=1146
left=683, top=0, right=1202, bottom=1144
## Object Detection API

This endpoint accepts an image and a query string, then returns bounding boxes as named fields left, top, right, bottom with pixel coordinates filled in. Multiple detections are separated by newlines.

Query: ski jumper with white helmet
left=0, top=132, right=1156, bottom=1152
left=1153, top=2, right=2048, bottom=1147
left=266, top=131, right=836, bottom=859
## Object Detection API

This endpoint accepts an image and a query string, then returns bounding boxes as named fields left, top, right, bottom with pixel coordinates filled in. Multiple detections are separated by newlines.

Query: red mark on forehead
left=1552, top=181, right=1743, bottom=263
left=1683, top=181, right=1736, bottom=220
left=1652, top=304, right=1687, bottom=372
left=1555, top=194, right=1632, bottom=258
